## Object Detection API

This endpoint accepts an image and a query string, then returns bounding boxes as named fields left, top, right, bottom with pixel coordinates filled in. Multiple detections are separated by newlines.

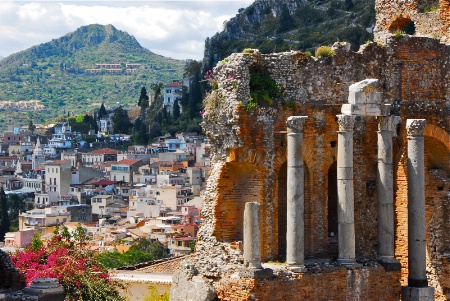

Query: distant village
left=0, top=104, right=210, bottom=257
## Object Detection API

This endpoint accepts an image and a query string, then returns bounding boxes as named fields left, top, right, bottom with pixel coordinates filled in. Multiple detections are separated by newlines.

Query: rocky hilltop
left=203, top=0, right=375, bottom=70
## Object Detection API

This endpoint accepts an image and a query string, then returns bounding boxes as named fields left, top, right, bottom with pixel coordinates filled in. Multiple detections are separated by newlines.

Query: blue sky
left=0, top=0, right=253, bottom=60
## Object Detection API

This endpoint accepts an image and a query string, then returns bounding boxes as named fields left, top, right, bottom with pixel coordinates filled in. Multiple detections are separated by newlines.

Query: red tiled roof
left=164, top=82, right=183, bottom=87
left=87, top=148, right=118, bottom=155
left=116, top=159, right=141, bottom=165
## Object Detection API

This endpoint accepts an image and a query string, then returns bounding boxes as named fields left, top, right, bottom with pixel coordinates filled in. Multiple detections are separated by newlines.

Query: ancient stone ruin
left=171, top=1, right=450, bottom=300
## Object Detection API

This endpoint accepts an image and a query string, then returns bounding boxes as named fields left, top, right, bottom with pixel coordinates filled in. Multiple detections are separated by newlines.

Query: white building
left=163, top=81, right=184, bottom=114
left=19, top=207, right=71, bottom=230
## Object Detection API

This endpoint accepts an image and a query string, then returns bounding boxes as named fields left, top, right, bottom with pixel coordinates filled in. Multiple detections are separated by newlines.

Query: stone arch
left=327, top=161, right=339, bottom=256
left=274, top=158, right=312, bottom=260
left=213, top=162, right=262, bottom=242
left=423, top=126, right=450, bottom=298
left=388, top=16, right=416, bottom=34
left=394, top=125, right=450, bottom=293
left=424, top=123, right=450, bottom=173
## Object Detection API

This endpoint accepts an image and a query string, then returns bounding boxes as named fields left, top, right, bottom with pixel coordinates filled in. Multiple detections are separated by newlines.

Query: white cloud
left=0, top=0, right=253, bottom=60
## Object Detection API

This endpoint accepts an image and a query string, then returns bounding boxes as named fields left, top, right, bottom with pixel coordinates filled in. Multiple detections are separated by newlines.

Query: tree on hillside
left=173, top=99, right=180, bottom=120
left=0, top=188, right=10, bottom=241
left=184, top=60, right=202, bottom=79
left=278, top=4, right=294, bottom=33
left=8, top=194, right=24, bottom=220
left=133, top=117, right=149, bottom=144
left=28, top=119, right=35, bottom=133
left=150, top=83, right=164, bottom=99
left=149, top=122, right=162, bottom=138
left=111, top=106, right=131, bottom=134
left=189, top=71, right=202, bottom=118
left=138, top=86, right=149, bottom=110
left=98, top=102, right=107, bottom=119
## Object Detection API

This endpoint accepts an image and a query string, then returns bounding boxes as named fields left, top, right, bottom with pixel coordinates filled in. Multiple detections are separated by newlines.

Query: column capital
left=378, top=115, right=402, bottom=136
left=287, top=116, right=308, bottom=132
left=406, top=119, right=426, bottom=137
left=336, top=115, right=356, bottom=132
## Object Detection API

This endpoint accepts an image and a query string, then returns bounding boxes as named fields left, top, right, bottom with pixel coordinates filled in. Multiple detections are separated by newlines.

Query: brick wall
left=215, top=266, right=400, bottom=301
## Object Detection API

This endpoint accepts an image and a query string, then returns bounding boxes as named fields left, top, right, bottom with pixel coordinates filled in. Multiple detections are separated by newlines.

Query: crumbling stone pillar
left=286, top=116, right=308, bottom=272
left=242, top=202, right=272, bottom=278
left=402, top=119, right=434, bottom=300
left=336, top=114, right=356, bottom=265
left=377, top=115, right=401, bottom=270
left=244, top=201, right=262, bottom=270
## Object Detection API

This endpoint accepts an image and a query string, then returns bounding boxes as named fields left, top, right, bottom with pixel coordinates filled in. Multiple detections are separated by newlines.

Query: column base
left=240, top=268, right=273, bottom=279
left=378, top=256, right=401, bottom=271
left=401, top=286, right=434, bottom=301
left=287, top=264, right=307, bottom=273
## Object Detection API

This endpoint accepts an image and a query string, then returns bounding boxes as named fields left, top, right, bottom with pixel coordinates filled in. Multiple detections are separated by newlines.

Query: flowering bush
left=11, top=226, right=125, bottom=301
left=203, top=70, right=237, bottom=92
left=203, top=70, right=218, bottom=90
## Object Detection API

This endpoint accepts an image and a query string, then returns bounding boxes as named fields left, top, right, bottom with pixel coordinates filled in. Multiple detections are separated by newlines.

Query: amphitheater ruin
left=171, top=0, right=450, bottom=300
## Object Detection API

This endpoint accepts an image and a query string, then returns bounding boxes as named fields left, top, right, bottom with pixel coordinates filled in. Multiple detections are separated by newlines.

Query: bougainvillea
left=10, top=225, right=125, bottom=301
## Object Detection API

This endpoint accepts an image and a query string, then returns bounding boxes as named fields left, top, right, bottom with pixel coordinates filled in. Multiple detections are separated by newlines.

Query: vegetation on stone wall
left=315, top=46, right=335, bottom=57
left=247, top=65, right=285, bottom=111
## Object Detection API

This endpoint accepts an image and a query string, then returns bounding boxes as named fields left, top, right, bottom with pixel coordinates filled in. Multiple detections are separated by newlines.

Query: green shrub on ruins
left=423, top=4, right=438, bottom=12
left=315, top=46, right=335, bottom=58
left=247, top=67, right=284, bottom=111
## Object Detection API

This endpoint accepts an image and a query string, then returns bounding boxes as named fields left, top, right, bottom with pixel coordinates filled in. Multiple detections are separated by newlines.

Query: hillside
left=204, top=0, right=375, bottom=70
left=0, top=24, right=185, bottom=126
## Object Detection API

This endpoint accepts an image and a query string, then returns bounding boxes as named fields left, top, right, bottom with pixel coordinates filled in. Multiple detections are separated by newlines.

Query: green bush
left=423, top=4, right=438, bottom=12
left=315, top=46, right=335, bottom=58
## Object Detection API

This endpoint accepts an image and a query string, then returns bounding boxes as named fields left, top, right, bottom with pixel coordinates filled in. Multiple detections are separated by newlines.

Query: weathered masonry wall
left=171, top=35, right=450, bottom=301
left=215, top=266, right=400, bottom=301
left=374, top=0, right=449, bottom=42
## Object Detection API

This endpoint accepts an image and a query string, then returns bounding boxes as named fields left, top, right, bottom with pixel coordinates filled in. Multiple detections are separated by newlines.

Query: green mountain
left=204, top=0, right=375, bottom=70
left=0, top=24, right=185, bottom=126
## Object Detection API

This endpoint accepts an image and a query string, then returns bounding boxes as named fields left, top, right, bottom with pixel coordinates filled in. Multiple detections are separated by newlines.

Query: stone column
left=242, top=202, right=272, bottom=279
left=377, top=116, right=401, bottom=269
left=286, top=116, right=307, bottom=272
left=406, top=119, right=427, bottom=287
left=23, top=278, right=65, bottom=301
left=401, top=119, right=434, bottom=301
left=336, top=114, right=356, bottom=265
left=244, top=202, right=262, bottom=270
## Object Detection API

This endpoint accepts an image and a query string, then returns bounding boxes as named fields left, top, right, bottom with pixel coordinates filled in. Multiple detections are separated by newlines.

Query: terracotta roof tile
left=87, top=148, right=118, bottom=155
left=164, top=82, right=183, bottom=87
left=116, top=159, right=141, bottom=165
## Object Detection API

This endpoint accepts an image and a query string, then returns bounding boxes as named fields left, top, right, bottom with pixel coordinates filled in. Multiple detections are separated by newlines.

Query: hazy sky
left=0, top=0, right=254, bottom=60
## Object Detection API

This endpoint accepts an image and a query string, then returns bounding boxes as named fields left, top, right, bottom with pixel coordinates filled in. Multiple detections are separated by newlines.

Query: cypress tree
left=0, top=187, right=10, bottom=242
left=98, top=102, right=107, bottom=119
left=188, top=72, right=201, bottom=118
left=278, top=5, right=294, bottom=33
left=173, top=99, right=180, bottom=120
left=138, top=86, right=149, bottom=109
